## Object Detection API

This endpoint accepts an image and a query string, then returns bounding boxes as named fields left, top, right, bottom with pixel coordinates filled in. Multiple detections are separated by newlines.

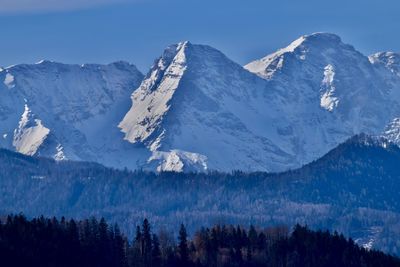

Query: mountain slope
left=0, top=61, right=148, bottom=168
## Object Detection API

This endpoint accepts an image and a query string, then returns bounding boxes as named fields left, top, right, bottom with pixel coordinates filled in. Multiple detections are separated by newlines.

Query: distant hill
left=0, top=134, right=400, bottom=254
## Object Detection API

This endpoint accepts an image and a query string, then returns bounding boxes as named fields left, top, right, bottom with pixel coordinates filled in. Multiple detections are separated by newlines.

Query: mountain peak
left=119, top=41, right=287, bottom=172
left=160, top=41, right=235, bottom=63
left=35, top=59, right=54, bottom=65
left=280, top=32, right=342, bottom=54
left=119, top=41, right=191, bottom=144
left=119, top=39, right=255, bottom=147
left=161, top=41, right=189, bottom=59
left=244, top=32, right=348, bottom=79
left=107, top=60, right=134, bottom=67
left=177, top=40, right=191, bottom=48
left=302, top=32, right=342, bottom=44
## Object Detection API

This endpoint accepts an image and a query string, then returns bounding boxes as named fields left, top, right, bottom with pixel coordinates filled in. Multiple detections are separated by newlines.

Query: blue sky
left=1, top=0, right=399, bottom=72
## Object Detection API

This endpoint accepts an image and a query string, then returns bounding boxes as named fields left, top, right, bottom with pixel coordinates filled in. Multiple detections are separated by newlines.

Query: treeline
left=0, top=215, right=399, bottom=267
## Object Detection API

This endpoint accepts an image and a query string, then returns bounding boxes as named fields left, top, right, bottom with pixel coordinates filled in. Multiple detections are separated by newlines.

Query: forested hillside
left=0, top=134, right=400, bottom=254
left=1, top=215, right=399, bottom=267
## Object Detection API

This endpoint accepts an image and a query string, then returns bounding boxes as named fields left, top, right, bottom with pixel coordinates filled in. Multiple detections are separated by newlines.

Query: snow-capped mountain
left=119, top=41, right=298, bottom=172
left=2, top=33, right=400, bottom=172
left=120, top=33, right=400, bottom=172
left=243, top=33, right=400, bottom=170
left=0, top=60, right=148, bottom=168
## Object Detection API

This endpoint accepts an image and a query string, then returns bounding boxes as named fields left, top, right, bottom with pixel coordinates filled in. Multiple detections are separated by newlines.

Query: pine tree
left=248, top=225, right=258, bottom=250
left=152, top=234, right=162, bottom=267
left=66, top=219, right=80, bottom=265
left=178, top=224, right=189, bottom=266
left=113, top=224, right=127, bottom=267
left=135, top=225, right=142, bottom=250
left=99, top=218, right=110, bottom=267
left=129, top=225, right=143, bottom=267
left=142, top=219, right=152, bottom=266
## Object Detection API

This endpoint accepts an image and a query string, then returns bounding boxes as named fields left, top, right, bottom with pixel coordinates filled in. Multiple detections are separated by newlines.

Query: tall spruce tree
left=152, top=234, right=162, bottom=267
left=178, top=224, right=189, bottom=266
left=142, top=219, right=152, bottom=266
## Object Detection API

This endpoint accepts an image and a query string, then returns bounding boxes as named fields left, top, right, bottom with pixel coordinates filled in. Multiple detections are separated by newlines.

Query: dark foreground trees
left=0, top=214, right=399, bottom=267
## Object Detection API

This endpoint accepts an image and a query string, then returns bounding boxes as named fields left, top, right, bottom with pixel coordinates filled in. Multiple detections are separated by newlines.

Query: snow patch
left=35, top=60, right=53, bottom=65
left=4, top=73, right=15, bottom=89
left=282, top=35, right=307, bottom=53
left=149, top=150, right=208, bottom=172
left=13, top=104, right=50, bottom=156
left=54, top=144, right=67, bottom=161
left=149, top=130, right=165, bottom=152
left=354, top=226, right=381, bottom=251
left=382, top=118, right=400, bottom=145
left=369, top=52, right=400, bottom=76
left=320, top=64, right=339, bottom=111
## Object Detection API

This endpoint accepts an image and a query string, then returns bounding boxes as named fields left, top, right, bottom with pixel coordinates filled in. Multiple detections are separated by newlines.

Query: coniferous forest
left=2, top=136, right=400, bottom=256
left=0, top=214, right=399, bottom=267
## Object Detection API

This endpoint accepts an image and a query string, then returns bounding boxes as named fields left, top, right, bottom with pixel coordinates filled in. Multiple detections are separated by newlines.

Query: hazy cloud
left=0, top=0, right=132, bottom=14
